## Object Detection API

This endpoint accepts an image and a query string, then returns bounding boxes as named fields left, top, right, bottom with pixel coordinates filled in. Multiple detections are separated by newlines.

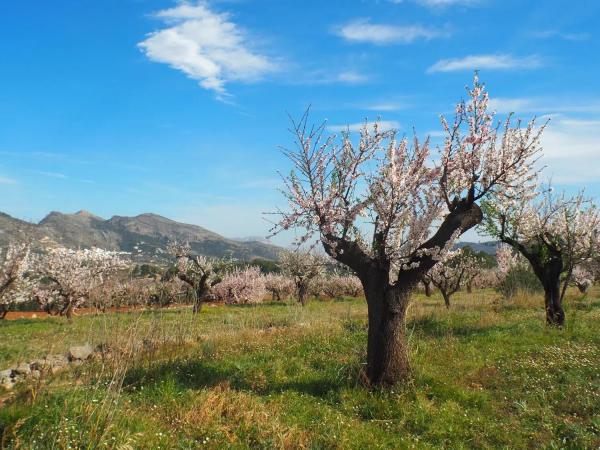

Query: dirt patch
left=2, top=302, right=225, bottom=321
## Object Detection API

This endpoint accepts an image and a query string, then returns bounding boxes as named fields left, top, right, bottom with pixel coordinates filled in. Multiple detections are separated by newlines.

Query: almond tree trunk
left=363, top=275, right=412, bottom=386
left=441, top=291, right=451, bottom=309
left=298, top=283, right=309, bottom=306
left=543, top=277, right=564, bottom=326
left=423, top=281, right=432, bottom=297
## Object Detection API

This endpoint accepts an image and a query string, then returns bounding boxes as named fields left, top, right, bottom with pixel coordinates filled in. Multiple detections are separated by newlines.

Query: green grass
left=1, top=289, right=599, bottom=449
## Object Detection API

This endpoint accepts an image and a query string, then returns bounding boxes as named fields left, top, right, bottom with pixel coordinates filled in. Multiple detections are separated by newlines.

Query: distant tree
left=272, top=75, right=543, bottom=386
left=484, top=191, right=600, bottom=325
left=280, top=251, right=324, bottom=306
left=264, top=274, right=295, bottom=301
left=570, top=264, right=594, bottom=294
left=166, top=241, right=231, bottom=313
left=249, top=258, right=281, bottom=274
left=0, top=243, right=34, bottom=319
left=422, top=249, right=481, bottom=308
left=34, top=247, right=128, bottom=322
left=213, top=266, right=267, bottom=304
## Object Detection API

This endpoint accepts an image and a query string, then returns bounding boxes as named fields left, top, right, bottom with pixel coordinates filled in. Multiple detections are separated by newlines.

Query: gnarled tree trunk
left=362, top=273, right=413, bottom=386
left=543, top=276, right=564, bottom=326
left=298, top=283, right=309, bottom=306
left=529, top=254, right=564, bottom=326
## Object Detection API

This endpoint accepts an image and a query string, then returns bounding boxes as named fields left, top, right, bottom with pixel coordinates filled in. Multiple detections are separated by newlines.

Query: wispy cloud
left=138, top=1, right=278, bottom=100
left=336, top=71, right=370, bottom=84
left=427, top=54, right=543, bottom=73
left=0, top=175, right=17, bottom=185
left=530, top=30, right=590, bottom=42
left=390, top=0, right=480, bottom=8
left=327, top=120, right=401, bottom=133
left=488, top=97, right=600, bottom=115
left=362, top=101, right=407, bottom=112
left=334, top=19, right=448, bottom=45
left=291, top=69, right=371, bottom=85
left=36, top=171, right=68, bottom=179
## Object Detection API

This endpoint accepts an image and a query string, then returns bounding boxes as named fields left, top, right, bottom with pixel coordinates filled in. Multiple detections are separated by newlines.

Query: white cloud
left=327, top=120, right=401, bottom=133
left=0, top=175, right=16, bottom=185
left=138, top=1, right=277, bottom=99
left=540, top=116, right=600, bottom=184
left=335, top=20, right=447, bottom=44
left=427, top=54, right=543, bottom=73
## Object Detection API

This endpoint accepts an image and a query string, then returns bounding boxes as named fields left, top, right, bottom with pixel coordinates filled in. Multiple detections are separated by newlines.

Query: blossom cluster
left=212, top=266, right=267, bottom=304
left=0, top=243, right=35, bottom=313
left=272, top=75, right=543, bottom=282
left=33, top=246, right=129, bottom=315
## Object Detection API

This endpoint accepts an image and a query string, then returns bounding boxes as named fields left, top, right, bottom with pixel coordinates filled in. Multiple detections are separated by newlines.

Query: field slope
left=1, top=289, right=599, bottom=449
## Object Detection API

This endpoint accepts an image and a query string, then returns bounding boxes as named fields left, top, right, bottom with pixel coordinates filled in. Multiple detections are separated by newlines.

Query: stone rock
left=68, top=344, right=93, bottom=361
left=14, top=363, right=31, bottom=376
left=1, top=378, right=14, bottom=390
left=0, top=369, right=12, bottom=379
left=45, top=354, right=69, bottom=373
left=30, top=359, right=49, bottom=371
left=30, top=370, right=41, bottom=379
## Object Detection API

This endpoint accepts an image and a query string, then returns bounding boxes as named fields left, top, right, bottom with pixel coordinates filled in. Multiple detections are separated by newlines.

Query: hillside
left=0, top=210, right=283, bottom=262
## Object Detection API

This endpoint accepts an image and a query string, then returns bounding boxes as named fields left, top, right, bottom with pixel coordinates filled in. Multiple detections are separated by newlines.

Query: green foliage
left=497, top=266, right=543, bottom=298
left=248, top=258, right=280, bottom=274
left=132, top=263, right=162, bottom=278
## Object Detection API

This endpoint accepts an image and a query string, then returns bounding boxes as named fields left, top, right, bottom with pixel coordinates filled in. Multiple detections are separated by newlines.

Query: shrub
left=497, top=266, right=543, bottom=299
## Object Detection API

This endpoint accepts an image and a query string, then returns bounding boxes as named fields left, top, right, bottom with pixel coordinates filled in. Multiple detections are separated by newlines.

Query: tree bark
left=64, top=302, right=74, bottom=323
left=423, top=281, right=432, bottom=297
left=192, top=298, right=202, bottom=314
left=543, top=277, right=564, bottom=326
left=441, top=291, right=451, bottom=309
left=363, top=275, right=412, bottom=386
left=0, top=304, right=7, bottom=320
left=298, top=283, right=308, bottom=306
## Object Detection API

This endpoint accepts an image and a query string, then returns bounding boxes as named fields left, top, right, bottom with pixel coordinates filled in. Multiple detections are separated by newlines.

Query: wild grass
left=1, top=288, right=599, bottom=449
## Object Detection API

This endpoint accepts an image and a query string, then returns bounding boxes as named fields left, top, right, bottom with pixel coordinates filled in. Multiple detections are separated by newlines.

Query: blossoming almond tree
left=264, top=274, right=295, bottom=301
left=0, top=243, right=34, bottom=319
left=35, top=247, right=129, bottom=322
left=279, top=251, right=325, bottom=306
left=213, top=266, right=267, bottom=304
left=422, top=249, right=481, bottom=308
left=167, top=241, right=230, bottom=313
left=483, top=190, right=600, bottom=325
left=272, top=75, right=543, bottom=386
left=570, top=265, right=594, bottom=294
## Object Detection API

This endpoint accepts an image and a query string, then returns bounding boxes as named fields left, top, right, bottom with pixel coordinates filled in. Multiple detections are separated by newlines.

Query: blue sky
left=1, top=0, right=599, bottom=245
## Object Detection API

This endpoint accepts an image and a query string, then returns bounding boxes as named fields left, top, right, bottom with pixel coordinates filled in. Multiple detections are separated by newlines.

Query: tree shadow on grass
left=123, top=357, right=355, bottom=402
left=408, top=315, right=526, bottom=339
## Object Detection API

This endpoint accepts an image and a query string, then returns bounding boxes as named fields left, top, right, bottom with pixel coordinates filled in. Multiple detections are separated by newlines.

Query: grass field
left=1, top=288, right=599, bottom=449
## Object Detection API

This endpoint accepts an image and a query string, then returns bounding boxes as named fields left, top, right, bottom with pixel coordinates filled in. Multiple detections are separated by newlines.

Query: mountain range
left=0, top=210, right=283, bottom=262
left=0, top=210, right=499, bottom=263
